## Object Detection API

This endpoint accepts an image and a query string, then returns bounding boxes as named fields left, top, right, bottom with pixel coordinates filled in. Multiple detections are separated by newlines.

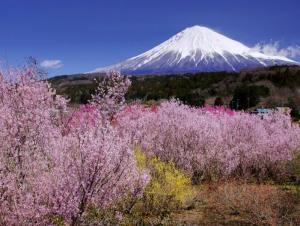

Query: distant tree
left=287, top=97, right=300, bottom=119
left=178, top=92, right=205, bottom=107
left=230, top=85, right=270, bottom=110
left=214, top=97, right=224, bottom=106
left=25, top=56, right=47, bottom=78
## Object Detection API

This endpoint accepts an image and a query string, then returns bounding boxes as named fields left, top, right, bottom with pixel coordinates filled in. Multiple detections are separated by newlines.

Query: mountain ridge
left=90, top=26, right=298, bottom=75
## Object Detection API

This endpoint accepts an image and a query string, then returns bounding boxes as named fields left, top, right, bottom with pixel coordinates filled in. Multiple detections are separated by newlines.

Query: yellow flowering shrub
left=133, top=147, right=195, bottom=218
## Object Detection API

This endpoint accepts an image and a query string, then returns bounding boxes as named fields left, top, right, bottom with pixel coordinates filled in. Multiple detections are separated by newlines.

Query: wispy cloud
left=40, top=59, right=63, bottom=69
left=252, top=41, right=300, bottom=58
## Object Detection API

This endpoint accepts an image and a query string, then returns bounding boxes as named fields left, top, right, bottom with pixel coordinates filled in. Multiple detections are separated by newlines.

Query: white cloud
left=40, top=59, right=63, bottom=69
left=252, top=41, right=300, bottom=58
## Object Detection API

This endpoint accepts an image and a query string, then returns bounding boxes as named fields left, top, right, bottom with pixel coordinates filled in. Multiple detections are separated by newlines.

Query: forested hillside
left=49, top=65, right=300, bottom=117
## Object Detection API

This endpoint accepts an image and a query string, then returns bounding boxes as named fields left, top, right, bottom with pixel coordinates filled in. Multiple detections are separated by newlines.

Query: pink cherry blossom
left=116, top=100, right=300, bottom=179
left=0, top=68, right=148, bottom=225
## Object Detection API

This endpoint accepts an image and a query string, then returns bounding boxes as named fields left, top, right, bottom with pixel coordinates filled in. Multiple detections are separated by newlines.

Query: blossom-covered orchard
left=117, top=101, right=300, bottom=180
left=0, top=68, right=299, bottom=225
left=0, top=68, right=148, bottom=225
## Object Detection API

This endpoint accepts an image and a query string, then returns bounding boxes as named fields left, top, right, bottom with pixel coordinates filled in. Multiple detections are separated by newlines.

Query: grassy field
left=169, top=183, right=300, bottom=226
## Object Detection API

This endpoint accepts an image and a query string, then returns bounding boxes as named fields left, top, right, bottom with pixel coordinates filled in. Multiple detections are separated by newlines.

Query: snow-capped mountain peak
left=90, top=25, right=298, bottom=74
left=156, top=25, right=249, bottom=57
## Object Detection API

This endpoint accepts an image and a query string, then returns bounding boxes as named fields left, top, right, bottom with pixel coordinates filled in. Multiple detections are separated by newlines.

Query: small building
left=276, top=107, right=291, bottom=116
left=251, top=108, right=271, bottom=114
left=250, top=107, right=292, bottom=116
left=256, top=108, right=271, bottom=114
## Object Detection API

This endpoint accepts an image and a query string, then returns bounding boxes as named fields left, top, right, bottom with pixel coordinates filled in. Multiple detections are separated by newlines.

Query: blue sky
left=0, top=0, right=299, bottom=76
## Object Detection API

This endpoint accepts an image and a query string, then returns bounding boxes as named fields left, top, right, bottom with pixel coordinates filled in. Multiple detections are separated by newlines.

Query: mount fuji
left=91, top=26, right=298, bottom=75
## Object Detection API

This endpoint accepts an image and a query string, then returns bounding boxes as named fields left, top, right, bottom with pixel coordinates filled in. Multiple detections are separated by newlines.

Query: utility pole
left=247, top=97, right=250, bottom=109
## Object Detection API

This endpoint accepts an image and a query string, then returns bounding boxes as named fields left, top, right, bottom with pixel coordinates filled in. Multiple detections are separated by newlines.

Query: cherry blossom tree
left=55, top=102, right=149, bottom=225
left=0, top=66, right=67, bottom=224
left=0, top=68, right=148, bottom=225
left=116, top=100, right=300, bottom=180
left=91, top=71, right=131, bottom=121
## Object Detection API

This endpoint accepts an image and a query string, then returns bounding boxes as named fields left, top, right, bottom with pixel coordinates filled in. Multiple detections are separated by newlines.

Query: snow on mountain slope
left=90, top=26, right=298, bottom=74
